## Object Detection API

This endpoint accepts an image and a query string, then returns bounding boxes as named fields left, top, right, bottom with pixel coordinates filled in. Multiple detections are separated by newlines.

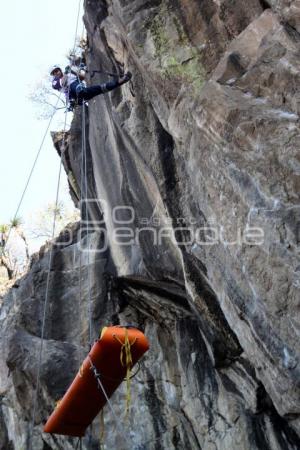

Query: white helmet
left=50, top=64, right=62, bottom=75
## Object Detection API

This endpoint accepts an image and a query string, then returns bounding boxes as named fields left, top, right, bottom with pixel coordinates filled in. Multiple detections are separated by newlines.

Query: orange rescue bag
left=43, top=326, right=149, bottom=437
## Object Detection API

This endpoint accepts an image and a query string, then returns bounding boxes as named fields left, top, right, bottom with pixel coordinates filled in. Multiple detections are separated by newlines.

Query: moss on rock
left=147, top=6, right=205, bottom=93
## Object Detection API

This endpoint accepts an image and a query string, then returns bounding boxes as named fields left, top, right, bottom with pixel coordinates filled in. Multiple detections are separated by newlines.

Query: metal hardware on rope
left=93, top=359, right=141, bottom=382
left=88, top=356, right=132, bottom=448
left=88, top=355, right=118, bottom=417
left=79, top=354, right=141, bottom=383
left=127, top=360, right=141, bottom=380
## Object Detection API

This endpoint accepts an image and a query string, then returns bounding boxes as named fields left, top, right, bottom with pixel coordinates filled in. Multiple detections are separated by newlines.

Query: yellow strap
left=113, top=329, right=137, bottom=416
left=100, top=326, right=108, bottom=340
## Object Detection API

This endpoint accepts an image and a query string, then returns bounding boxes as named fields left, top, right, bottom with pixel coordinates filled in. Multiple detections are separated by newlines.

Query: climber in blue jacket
left=50, top=64, right=132, bottom=109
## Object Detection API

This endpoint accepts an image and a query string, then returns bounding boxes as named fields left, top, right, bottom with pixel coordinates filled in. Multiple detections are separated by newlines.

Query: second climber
left=50, top=64, right=132, bottom=110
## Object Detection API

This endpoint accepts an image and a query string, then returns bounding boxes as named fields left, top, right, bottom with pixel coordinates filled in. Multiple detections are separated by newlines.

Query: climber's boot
left=118, top=71, right=132, bottom=86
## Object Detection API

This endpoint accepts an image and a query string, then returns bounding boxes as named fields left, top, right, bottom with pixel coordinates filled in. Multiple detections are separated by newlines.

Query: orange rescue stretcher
left=44, top=326, right=149, bottom=437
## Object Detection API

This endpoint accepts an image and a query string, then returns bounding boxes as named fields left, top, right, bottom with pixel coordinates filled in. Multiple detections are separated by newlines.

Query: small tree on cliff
left=0, top=224, right=13, bottom=279
left=28, top=201, right=79, bottom=240
left=0, top=202, right=79, bottom=284
left=0, top=218, right=29, bottom=280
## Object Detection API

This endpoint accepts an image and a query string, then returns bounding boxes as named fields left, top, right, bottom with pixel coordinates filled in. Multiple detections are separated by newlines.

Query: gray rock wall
left=0, top=0, right=299, bottom=449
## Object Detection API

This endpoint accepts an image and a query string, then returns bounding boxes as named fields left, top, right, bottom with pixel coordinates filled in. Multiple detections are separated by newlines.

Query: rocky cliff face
left=1, top=1, right=300, bottom=449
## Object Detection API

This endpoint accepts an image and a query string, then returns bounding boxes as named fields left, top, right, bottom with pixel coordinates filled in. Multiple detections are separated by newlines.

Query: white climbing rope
left=28, top=112, right=68, bottom=450
left=88, top=356, right=133, bottom=448
left=81, top=103, right=94, bottom=347
left=76, top=16, right=88, bottom=370
left=72, top=0, right=83, bottom=58
left=2, top=1, right=84, bottom=257
left=0, top=93, right=63, bottom=259
left=79, top=96, right=134, bottom=449
left=28, top=1, right=84, bottom=448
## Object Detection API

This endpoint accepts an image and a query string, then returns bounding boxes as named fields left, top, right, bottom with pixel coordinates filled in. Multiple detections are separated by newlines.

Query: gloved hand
left=64, top=65, right=71, bottom=74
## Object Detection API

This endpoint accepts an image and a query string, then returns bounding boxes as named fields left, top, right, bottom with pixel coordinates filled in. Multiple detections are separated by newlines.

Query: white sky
left=0, top=0, right=84, bottom=231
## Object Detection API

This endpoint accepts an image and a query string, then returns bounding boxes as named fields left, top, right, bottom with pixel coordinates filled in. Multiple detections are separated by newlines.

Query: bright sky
left=0, top=0, right=84, bottom=240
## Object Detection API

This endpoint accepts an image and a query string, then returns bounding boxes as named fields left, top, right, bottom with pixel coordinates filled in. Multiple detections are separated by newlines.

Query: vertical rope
left=28, top=113, right=68, bottom=450
left=72, top=0, right=83, bottom=56
left=0, top=94, right=62, bottom=258
left=3, top=1, right=83, bottom=257
left=82, top=103, right=93, bottom=346
left=78, top=141, right=84, bottom=356
left=28, top=2, right=83, bottom=447
left=78, top=65, right=86, bottom=358
left=77, top=7, right=87, bottom=370
left=124, top=329, right=133, bottom=415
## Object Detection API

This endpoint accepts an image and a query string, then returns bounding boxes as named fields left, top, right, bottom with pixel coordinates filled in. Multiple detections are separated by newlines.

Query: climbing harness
left=67, top=25, right=87, bottom=112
